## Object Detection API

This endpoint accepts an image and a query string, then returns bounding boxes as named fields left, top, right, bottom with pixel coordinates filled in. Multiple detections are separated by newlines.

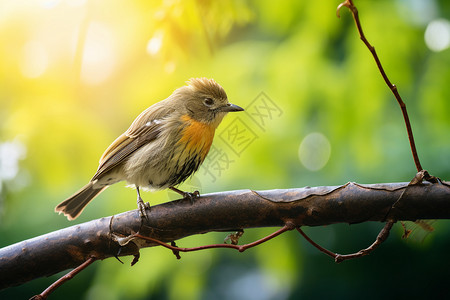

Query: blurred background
left=1, top=0, right=450, bottom=299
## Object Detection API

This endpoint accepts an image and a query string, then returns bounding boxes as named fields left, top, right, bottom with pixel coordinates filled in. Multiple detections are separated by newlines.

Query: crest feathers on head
left=187, top=78, right=227, bottom=99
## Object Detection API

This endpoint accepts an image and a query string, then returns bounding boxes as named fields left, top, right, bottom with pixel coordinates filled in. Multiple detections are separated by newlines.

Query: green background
left=1, top=0, right=449, bottom=299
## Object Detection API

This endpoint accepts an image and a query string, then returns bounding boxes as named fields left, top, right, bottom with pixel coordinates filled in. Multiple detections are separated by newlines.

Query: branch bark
left=1, top=181, right=449, bottom=290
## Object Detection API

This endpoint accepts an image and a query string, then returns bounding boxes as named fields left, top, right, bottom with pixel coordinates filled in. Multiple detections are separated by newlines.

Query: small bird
left=55, top=78, right=243, bottom=220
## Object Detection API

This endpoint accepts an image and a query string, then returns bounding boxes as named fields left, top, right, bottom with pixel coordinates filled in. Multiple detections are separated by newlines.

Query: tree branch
left=1, top=181, right=449, bottom=290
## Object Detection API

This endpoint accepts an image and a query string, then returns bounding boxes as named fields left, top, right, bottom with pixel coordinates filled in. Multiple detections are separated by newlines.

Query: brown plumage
left=55, top=78, right=243, bottom=220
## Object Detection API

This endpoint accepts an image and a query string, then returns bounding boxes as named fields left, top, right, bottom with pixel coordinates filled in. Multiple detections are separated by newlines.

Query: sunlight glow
left=66, top=0, right=86, bottom=7
left=20, top=40, right=49, bottom=78
left=39, top=0, right=61, bottom=9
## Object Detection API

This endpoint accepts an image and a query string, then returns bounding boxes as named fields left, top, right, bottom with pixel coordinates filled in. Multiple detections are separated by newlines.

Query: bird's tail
left=55, top=182, right=106, bottom=220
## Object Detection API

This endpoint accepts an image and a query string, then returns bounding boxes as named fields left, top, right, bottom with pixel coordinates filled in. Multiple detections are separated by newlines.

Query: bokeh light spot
left=424, top=19, right=450, bottom=52
left=298, top=132, right=331, bottom=171
left=164, top=61, right=176, bottom=74
left=80, top=22, right=117, bottom=85
left=146, top=31, right=163, bottom=56
left=0, top=140, right=26, bottom=182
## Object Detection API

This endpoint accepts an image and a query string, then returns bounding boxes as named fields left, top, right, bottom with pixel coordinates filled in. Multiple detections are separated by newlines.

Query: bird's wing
left=92, top=104, right=173, bottom=181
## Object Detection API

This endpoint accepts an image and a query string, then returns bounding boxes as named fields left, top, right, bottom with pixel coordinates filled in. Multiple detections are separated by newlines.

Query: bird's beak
left=221, top=103, right=244, bottom=112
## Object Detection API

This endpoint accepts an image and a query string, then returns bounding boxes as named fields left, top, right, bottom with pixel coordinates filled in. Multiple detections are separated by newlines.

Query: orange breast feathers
left=178, top=115, right=216, bottom=161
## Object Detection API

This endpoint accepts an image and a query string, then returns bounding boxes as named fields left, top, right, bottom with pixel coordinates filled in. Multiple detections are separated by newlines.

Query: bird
left=55, top=78, right=244, bottom=220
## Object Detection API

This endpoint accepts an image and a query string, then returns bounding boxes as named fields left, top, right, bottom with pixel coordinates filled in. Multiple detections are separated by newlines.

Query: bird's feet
left=169, top=186, right=200, bottom=204
left=136, top=186, right=150, bottom=220
left=184, top=190, right=200, bottom=204
left=137, top=197, right=151, bottom=220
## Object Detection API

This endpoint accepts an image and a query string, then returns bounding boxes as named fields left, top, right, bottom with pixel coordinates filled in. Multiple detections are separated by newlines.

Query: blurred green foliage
left=1, top=0, right=450, bottom=299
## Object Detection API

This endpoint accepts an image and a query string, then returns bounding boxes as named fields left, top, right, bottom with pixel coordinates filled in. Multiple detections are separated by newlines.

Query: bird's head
left=173, top=78, right=244, bottom=126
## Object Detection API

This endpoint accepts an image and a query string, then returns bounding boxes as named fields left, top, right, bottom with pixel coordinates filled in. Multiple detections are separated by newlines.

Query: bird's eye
left=203, top=97, right=214, bottom=107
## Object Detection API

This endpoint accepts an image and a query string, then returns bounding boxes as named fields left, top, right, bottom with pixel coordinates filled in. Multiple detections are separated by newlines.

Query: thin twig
left=133, top=223, right=295, bottom=254
left=296, top=227, right=338, bottom=258
left=297, top=220, right=395, bottom=263
left=333, top=220, right=394, bottom=262
left=337, top=0, right=423, bottom=172
left=31, top=257, right=97, bottom=300
left=296, top=227, right=337, bottom=259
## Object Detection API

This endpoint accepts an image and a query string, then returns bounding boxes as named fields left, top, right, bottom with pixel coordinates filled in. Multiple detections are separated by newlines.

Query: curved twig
left=31, top=257, right=97, bottom=300
left=132, top=222, right=296, bottom=255
left=337, top=0, right=423, bottom=172
left=297, top=220, right=395, bottom=263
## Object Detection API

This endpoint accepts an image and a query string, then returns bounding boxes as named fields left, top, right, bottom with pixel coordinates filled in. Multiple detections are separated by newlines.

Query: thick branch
left=1, top=181, right=449, bottom=289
